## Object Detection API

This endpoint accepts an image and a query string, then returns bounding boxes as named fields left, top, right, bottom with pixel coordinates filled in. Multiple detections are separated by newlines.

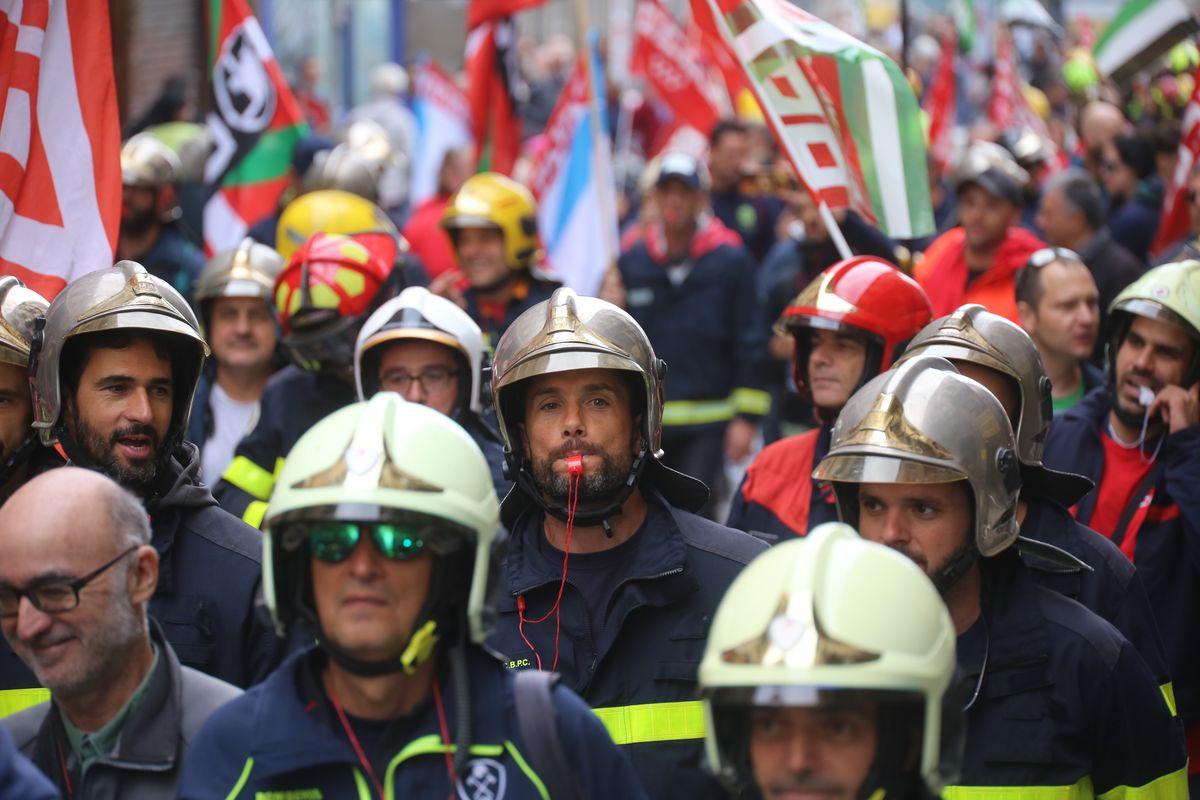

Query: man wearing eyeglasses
left=353, top=286, right=510, bottom=499
left=0, top=467, right=240, bottom=799
left=813, top=356, right=1187, bottom=796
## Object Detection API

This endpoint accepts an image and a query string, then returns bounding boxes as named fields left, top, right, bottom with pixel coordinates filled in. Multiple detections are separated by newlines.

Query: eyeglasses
left=0, top=546, right=139, bottom=618
left=379, top=366, right=459, bottom=394
left=306, top=522, right=438, bottom=564
left=1100, top=160, right=1121, bottom=173
left=1025, top=247, right=1082, bottom=270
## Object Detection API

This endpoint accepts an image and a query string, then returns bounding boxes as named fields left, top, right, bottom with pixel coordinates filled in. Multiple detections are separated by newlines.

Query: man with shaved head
left=1079, top=101, right=1131, bottom=180
left=0, top=468, right=240, bottom=798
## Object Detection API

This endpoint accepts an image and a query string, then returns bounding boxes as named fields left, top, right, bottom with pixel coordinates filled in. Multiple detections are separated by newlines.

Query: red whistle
left=567, top=451, right=584, bottom=476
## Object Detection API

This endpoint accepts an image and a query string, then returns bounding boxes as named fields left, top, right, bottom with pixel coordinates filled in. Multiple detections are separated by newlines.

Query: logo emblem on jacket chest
left=457, top=758, right=507, bottom=800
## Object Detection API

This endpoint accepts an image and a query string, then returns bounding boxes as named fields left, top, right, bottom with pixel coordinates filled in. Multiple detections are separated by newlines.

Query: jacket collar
left=503, top=487, right=693, bottom=604
left=977, top=550, right=1053, bottom=678
left=33, top=621, right=184, bottom=777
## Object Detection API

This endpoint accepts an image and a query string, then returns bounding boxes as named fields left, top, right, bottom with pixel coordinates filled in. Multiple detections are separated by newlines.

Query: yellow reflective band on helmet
left=243, top=500, right=268, bottom=530
left=592, top=700, right=706, bottom=745
left=662, top=399, right=734, bottom=427
left=223, top=455, right=283, bottom=501
left=223, top=757, right=254, bottom=800
left=0, top=687, right=49, bottom=717
left=1160, top=682, right=1177, bottom=717
left=399, top=620, right=439, bottom=675
left=731, top=387, right=771, bottom=416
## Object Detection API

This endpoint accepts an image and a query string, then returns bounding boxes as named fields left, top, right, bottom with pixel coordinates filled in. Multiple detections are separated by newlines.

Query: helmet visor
left=813, top=453, right=965, bottom=485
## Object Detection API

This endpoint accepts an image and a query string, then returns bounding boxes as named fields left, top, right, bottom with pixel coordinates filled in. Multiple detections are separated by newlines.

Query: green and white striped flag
left=692, top=0, right=934, bottom=239
left=1093, top=0, right=1198, bottom=82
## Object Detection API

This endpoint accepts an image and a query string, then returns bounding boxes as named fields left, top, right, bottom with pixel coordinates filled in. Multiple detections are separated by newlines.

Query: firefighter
left=728, top=257, right=932, bottom=539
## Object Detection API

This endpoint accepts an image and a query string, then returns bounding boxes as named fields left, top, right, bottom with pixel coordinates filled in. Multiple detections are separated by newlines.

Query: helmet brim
left=1018, top=462, right=1093, bottom=508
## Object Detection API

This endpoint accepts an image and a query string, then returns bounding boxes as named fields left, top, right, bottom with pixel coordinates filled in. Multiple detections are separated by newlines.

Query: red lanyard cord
left=329, top=689, right=386, bottom=800
left=431, top=676, right=456, bottom=800
left=517, top=453, right=582, bottom=672
left=56, top=737, right=74, bottom=798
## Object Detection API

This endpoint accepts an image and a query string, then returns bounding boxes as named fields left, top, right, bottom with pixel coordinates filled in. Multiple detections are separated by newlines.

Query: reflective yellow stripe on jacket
left=662, top=389, right=772, bottom=427
left=0, top=687, right=49, bottom=718
left=1160, top=682, right=1177, bottom=717
left=592, top=700, right=706, bottom=745
left=222, top=456, right=285, bottom=501
left=944, top=768, right=1189, bottom=800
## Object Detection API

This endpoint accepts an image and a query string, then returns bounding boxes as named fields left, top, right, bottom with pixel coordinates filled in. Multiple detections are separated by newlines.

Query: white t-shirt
left=201, top=383, right=259, bottom=486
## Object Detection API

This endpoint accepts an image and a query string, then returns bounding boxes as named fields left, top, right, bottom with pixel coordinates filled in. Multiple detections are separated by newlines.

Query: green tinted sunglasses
left=308, top=522, right=430, bottom=563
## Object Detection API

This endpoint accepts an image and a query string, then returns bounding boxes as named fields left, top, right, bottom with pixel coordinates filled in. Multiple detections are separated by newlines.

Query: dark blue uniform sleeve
left=177, top=697, right=258, bottom=799
left=1090, top=642, right=1188, bottom=796
left=551, top=684, right=649, bottom=800
left=1160, top=425, right=1200, bottom=571
left=0, top=724, right=57, bottom=800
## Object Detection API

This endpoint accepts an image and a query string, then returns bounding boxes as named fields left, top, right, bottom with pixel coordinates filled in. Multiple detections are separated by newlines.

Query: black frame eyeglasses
left=378, top=366, right=460, bottom=394
left=0, top=545, right=139, bottom=617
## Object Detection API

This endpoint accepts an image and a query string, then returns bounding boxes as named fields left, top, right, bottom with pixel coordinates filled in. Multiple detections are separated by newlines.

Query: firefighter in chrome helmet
left=354, top=286, right=510, bottom=498
left=187, top=238, right=285, bottom=483
left=0, top=277, right=51, bottom=501
left=897, top=304, right=1173, bottom=701
left=179, top=393, right=646, bottom=799
left=728, top=257, right=933, bottom=540
left=117, top=133, right=205, bottom=297
left=1044, top=260, right=1200, bottom=757
left=213, top=231, right=401, bottom=527
left=302, top=143, right=383, bottom=205
left=485, top=287, right=767, bottom=797
left=700, top=523, right=961, bottom=800
left=814, top=356, right=1189, bottom=795
left=27, top=260, right=278, bottom=687
left=434, top=172, right=560, bottom=345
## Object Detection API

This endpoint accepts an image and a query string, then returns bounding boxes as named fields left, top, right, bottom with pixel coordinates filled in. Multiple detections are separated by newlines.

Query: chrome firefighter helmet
left=30, top=261, right=209, bottom=458
left=193, top=237, right=285, bottom=317
left=898, top=304, right=1093, bottom=505
left=813, top=356, right=1022, bottom=559
left=491, top=287, right=707, bottom=526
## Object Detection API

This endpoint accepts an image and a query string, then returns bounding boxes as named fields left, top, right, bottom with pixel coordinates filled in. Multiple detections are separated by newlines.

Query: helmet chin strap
left=515, top=447, right=649, bottom=533
left=0, top=432, right=40, bottom=492
left=931, top=541, right=980, bottom=596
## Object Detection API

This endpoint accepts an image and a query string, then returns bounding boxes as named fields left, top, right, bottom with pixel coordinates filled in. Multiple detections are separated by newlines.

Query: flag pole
left=818, top=200, right=853, bottom=260
left=572, top=0, right=621, bottom=292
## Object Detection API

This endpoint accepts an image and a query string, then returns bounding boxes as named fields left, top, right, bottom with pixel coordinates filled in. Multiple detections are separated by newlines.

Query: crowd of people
left=2, top=11, right=1200, bottom=800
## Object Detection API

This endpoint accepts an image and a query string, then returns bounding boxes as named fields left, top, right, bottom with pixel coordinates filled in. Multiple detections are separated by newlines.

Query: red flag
left=988, top=27, right=1019, bottom=130
left=924, top=32, right=957, bottom=176
left=691, top=12, right=752, bottom=116
left=466, top=18, right=523, bottom=175
left=0, top=0, right=120, bottom=298
left=1154, top=65, right=1200, bottom=254
left=468, top=0, right=546, bottom=28
left=631, top=0, right=722, bottom=137
left=203, top=0, right=309, bottom=256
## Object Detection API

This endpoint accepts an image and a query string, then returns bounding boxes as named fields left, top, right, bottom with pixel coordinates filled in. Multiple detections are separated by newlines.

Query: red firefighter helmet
left=777, top=257, right=933, bottom=404
left=274, top=232, right=396, bottom=372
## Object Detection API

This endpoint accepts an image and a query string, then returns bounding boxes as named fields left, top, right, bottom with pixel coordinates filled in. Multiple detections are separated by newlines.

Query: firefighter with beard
left=727, top=257, right=932, bottom=539
left=26, top=260, right=279, bottom=688
left=484, top=287, right=768, bottom=799
left=1044, top=260, right=1200, bottom=790
left=700, top=523, right=963, bottom=800
left=897, top=303, right=1175, bottom=720
left=433, top=172, right=560, bottom=346
left=0, top=278, right=62, bottom=715
left=116, top=133, right=204, bottom=298
left=812, top=356, right=1187, bottom=795
left=214, top=230, right=404, bottom=528
left=353, top=286, right=510, bottom=498
left=178, top=393, right=646, bottom=800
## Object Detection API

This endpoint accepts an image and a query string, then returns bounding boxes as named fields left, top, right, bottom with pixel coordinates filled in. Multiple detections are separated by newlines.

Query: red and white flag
left=988, top=26, right=1063, bottom=174
left=631, top=0, right=721, bottom=144
left=0, top=0, right=120, bottom=298
left=1154, top=63, right=1200, bottom=254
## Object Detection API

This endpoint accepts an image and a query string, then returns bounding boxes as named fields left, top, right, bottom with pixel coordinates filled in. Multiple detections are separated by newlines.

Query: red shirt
left=401, top=195, right=458, bottom=280
left=1089, top=431, right=1156, bottom=560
